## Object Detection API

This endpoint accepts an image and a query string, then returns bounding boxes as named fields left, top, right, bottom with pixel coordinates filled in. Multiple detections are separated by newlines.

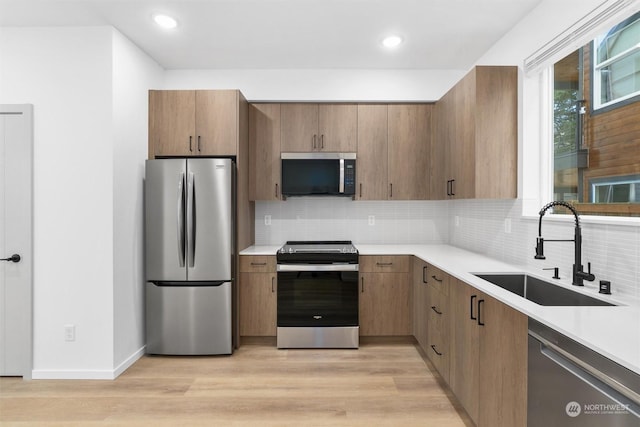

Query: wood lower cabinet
left=249, top=103, right=281, bottom=201
left=239, top=256, right=277, bottom=336
left=425, top=265, right=450, bottom=381
left=359, top=256, right=411, bottom=336
left=149, top=90, right=244, bottom=158
left=449, top=278, right=527, bottom=427
left=281, top=103, right=357, bottom=152
left=412, top=257, right=429, bottom=350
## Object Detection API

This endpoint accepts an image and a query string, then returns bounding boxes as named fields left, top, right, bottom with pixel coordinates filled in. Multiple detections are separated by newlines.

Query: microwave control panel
left=344, top=160, right=356, bottom=194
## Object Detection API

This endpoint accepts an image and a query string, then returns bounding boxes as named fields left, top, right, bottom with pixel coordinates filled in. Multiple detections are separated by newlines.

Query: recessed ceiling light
left=382, top=35, right=403, bottom=48
left=153, top=14, right=178, bottom=29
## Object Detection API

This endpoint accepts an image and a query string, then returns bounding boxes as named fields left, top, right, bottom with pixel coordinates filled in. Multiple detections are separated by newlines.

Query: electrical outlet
left=368, top=215, right=375, bottom=226
left=264, top=215, right=271, bottom=226
left=504, top=218, right=512, bottom=234
left=64, top=324, right=75, bottom=342
left=454, top=215, right=460, bottom=227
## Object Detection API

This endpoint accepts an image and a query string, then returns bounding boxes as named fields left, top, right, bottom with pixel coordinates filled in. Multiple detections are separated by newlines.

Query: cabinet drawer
left=360, top=255, right=410, bottom=273
left=239, top=255, right=276, bottom=272
left=426, top=264, right=449, bottom=296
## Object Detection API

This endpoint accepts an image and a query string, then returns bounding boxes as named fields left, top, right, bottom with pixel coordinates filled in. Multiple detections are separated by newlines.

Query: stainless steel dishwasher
left=528, top=319, right=640, bottom=426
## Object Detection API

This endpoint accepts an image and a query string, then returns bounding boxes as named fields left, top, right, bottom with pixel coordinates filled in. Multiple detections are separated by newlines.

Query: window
left=593, top=11, right=640, bottom=109
left=551, top=10, right=640, bottom=217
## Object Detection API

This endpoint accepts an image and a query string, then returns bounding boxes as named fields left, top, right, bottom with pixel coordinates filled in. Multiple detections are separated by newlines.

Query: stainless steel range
left=276, top=241, right=359, bottom=349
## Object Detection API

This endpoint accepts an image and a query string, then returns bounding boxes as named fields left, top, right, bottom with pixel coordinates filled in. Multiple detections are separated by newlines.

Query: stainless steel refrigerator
left=145, top=158, right=235, bottom=355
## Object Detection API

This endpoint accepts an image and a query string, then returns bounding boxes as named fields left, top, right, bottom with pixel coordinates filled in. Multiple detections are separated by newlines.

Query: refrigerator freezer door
left=186, top=158, right=234, bottom=281
left=145, top=159, right=187, bottom=281
left=146, top=281, right=233, bottom=355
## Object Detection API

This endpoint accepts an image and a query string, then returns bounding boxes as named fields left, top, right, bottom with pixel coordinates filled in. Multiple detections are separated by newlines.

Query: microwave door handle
left=339, top=158, right=345, bottom=193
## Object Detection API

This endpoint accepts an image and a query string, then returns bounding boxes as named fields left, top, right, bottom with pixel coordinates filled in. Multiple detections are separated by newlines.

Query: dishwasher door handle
left=539, top=342, right=640, bottom=417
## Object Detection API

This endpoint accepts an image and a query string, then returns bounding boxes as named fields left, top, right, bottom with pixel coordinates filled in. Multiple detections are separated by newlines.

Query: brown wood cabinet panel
left=281, top=103, right=319, bottom=152
left=195, top=90, right=238, bottom=156
left=388, top=104, right=432, bottom=200
left=360, top=255, right=410, bottom=273
left=357, top=104, right=389, bottom=200
left=359, top=272, right=411, bottom=336
left=430, top=100, right=449, bottom=200
left=318, top=104, right=357, bottom=152
left=449, top=278, right=480, bottom=423
left=412, top=257, right=429, bottom=351
left=239, top=272, right=277, bottom=336
left=239, top=255, right=276, bottom=273
left=426, top=284, right=450, bottom=381
left=249, top=104, right=281, bottom=201
left=478, top=294, right=527, bottom=427
left=149, top=90, right=195, bottom=157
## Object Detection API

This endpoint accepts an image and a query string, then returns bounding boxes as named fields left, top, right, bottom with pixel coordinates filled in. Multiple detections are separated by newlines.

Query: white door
left=0, top=105, right=33, bottom=378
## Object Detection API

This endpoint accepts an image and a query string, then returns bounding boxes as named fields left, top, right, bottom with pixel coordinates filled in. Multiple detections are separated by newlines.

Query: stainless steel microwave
left=281, top=153, right=356, bottom=197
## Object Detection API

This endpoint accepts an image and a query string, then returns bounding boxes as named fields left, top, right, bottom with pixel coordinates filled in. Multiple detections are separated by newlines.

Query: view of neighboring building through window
left=552, top=11, right=640, bottom=217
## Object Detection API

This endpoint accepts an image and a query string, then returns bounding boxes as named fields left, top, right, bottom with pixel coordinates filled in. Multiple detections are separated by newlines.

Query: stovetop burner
left=277, top=241, right=358, bottom=264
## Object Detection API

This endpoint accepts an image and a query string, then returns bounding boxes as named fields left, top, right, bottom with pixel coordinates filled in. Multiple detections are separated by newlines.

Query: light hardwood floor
left=0, top=338, right=473, bottom=426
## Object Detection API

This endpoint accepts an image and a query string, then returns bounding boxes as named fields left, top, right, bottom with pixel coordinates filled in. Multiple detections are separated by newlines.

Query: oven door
left=277, top=265, right=358, bottom=327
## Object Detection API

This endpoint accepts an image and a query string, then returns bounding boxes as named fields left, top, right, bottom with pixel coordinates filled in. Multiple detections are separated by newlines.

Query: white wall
left=0, top=26, right=162, bottom=379
left=111, top=30, right=163, bottom=375
left=0, top=27, right=115, bottom=377
left=162, top=69, right=465, bottom=102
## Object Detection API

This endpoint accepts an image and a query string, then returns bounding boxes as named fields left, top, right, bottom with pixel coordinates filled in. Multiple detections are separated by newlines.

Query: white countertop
left=240, top=243, right=640, bottom=374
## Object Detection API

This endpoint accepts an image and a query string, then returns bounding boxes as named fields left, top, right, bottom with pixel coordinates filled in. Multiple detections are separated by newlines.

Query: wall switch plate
left=64, top=324, right=75, bottom=342
left=504, top=218, right=512, bottom=234
left=368, top=215, right=375, bottom=226
left=264, top=215, right=271, bottom=226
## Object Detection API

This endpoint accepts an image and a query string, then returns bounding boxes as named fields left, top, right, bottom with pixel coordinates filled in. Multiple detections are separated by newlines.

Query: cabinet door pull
left=361, top=277, right=364, bottom=293
left=431, top=306, right=442, bottom=315
left=477, top=299, right=485, bottom=326
left=446, top=180, right=450, bottom=196
left=422, top=266, right=428, bottom=283
left=250, top=262, right=267, bottom=266
left=376, top=262, right=393, bottom=266
left=450, top=179, right=456, bottom=196
left=320, top=134, right=324, bottom=149
left=197, top=135, right=201, bottom=152
left=359, top=183, right=362, bottom=198
left=271, top=276, right=275, bottom=293
left=275, top=183, right=279, bottom=198
left=189, top=136, right=193, bottom=152
left=389, top=183, right=393, bottom=198
left=312, top=134, right=317, bottom=149
left=431, top=275, right=443, bottom=283
left=470, top=295, right=477, bottom=320
left=430, top=345, right=443, bottom=356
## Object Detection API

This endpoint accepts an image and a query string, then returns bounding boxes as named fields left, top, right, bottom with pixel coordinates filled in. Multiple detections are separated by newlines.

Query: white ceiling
left=0, top=0, right=543, bottom=70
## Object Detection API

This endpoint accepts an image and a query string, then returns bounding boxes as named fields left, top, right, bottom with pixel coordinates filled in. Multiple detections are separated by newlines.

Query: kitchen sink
left=473, top=273, right=616, bottom=306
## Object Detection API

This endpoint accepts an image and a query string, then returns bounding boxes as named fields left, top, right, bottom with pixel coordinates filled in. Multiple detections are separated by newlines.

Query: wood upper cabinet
left=359, top=256, right=411, bottom=336
left=249, top=104, right=281, bottom=201
left=357, top=104, right=388, bottom=200
left=432, top=66, right=517, bottom=200
left=449, top=278, right=527, bottom=427
left=149, top=90, right=242, bottom=158
left=239, top=256, right=277, bottom=336
left=281, top=103, right=357, bottom=152
left=388, top=104, right=432, bottom=200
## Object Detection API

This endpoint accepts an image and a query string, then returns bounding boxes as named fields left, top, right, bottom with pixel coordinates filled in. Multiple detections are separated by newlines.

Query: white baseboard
left=31, top=345, right=146, bottom=380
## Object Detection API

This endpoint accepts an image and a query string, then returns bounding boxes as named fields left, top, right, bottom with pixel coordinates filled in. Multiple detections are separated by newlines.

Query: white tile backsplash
left=254, top=197, right=640, bottom=301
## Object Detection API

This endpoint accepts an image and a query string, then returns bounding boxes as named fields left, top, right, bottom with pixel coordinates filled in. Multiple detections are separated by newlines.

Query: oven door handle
left=277, top=264, right=359, bottom=272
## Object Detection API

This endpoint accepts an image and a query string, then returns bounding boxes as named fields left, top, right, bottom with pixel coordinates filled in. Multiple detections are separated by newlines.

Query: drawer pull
left=251, top=262, right=267, bottom=266
left=431, top=275, right=443, bottom=283
left=271, top=276, right=275, bottom=293
left=431, top=345, right=443, bottom=356
left=422, top=266, right=428, bottom=283
left=431, top=306, right=442, bottom=315
left=376, top=262, right=393, bottom=266
left=361, top=277, right=365, bottom=293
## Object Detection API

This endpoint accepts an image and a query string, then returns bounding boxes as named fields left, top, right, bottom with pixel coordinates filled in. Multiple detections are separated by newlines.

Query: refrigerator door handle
left=177, top=172, right=186, bottom=267
left=187, top=171, right=196, bottom=268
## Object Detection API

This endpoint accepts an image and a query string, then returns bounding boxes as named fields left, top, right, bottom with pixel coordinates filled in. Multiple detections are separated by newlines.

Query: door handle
left=431, top=306, right=442, bottom=315
left=177, top=172, right=186, bottom=267
left=477, top=299, right=485, bottom=326
left=430, top=345, right=443, bottom=356
left=422, top=266, right=428, bottom=283
left=470, top=295, right=477, bottom=320
left=1, top=254, right=20, bottom=263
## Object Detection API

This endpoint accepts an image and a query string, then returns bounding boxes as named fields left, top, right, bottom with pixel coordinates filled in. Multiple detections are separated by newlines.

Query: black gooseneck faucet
left=535, top=201, right=595, bottom=286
